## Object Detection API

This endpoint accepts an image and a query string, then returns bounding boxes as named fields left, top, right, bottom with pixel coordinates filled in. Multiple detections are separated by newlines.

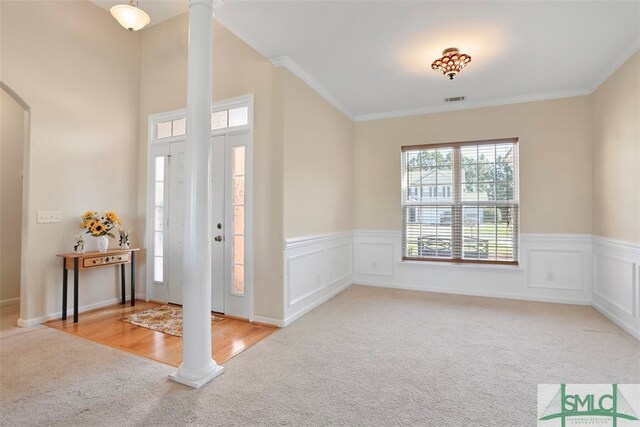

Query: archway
left=1, top=82, right=30, bottom=324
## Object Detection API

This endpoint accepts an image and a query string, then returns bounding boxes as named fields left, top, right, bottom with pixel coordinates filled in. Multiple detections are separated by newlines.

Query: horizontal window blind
left=402, top=138, right=519, bottom=264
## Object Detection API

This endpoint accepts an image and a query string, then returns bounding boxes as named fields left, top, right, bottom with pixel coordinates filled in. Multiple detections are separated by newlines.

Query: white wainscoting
left=353, top=231, right=593, bottom=305
left=591, top=236, right=640, bottom=339
left=283, top=231, right=353, bottom=326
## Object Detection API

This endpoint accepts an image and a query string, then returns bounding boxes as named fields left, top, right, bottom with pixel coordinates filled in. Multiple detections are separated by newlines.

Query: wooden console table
left=56, top=248, right=139, bottom=323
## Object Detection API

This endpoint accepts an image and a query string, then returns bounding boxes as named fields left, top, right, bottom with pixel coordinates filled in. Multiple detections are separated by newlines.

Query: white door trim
left=146, top=94, right=255, bottom=320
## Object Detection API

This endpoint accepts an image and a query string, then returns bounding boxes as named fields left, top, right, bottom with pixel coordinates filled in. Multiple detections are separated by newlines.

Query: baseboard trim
left=17, top=294, right=146, bottom=327
left=252, top=315, right=285, bottom=328
left=0, top=297, right=20, bottom=307
left=254, top=282, right=354, bottom=328
left=592, top=301, right=640, bottom=340
left=283, top=281, right=353, bottom=327
left=355, top=281, right=592, bottom=306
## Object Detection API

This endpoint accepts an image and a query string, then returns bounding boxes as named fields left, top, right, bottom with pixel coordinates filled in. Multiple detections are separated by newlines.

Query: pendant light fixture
left=431, top=47, right=472, bottom=80
left=110, top=0, right=150, bottom=31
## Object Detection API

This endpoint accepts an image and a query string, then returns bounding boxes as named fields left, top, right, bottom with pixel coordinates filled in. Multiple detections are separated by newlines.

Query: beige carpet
left=1, top=286, right=639, bottom=426
left=120, top=305, right=225, bottom=337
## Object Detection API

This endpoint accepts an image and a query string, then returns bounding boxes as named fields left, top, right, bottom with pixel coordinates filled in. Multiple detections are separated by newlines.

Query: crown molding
left=272, top=40, right=638, bottom=124
left=268, top=57, right=592, bottom=123
left=588, top=41, right=640, bottom=93
left=353, top=88, right=592, bottom=122
left=269, top=56, right=355, bottom=120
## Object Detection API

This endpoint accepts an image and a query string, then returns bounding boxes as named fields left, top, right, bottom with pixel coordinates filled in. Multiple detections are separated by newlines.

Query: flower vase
left=96, top=235, right=109, bottom=253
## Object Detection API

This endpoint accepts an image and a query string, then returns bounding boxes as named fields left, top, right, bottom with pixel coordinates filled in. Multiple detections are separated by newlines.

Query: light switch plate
left=37, top=211, right=62, bottom=223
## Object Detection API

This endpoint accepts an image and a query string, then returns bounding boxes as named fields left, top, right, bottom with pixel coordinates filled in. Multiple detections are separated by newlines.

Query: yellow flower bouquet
left=80, top=210, right=121, bottom=238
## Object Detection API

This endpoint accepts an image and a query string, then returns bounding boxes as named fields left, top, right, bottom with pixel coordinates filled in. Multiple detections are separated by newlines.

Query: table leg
left=62, top=259, right=68, bottom=320
left=121, top=264, right=126, bottom=305
left=73, top=258, right=79, bottom=323
left=131, top=252, right=136, bottom=307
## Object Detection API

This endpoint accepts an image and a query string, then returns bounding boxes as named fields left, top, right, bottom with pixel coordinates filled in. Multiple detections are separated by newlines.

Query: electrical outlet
left=36, top=211, right=62, bottom=223
left=545, top=272, right=555, bottom=282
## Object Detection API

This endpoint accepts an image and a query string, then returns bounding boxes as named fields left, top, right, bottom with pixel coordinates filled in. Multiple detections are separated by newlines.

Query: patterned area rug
left=121, top=305, right=225, bottom=337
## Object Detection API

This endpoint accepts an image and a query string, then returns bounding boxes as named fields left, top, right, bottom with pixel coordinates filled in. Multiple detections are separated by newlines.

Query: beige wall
left=353, top=96, right=593, bottom=234
left=3, top=0, right=634, bottom=324
left=592, top=51, right=640, bottom=244
left=138, top=16, right=355, bottom=319
left=0, top=89, right=25, bottom=302
left=280, top=68, right=354, bottom=238
left=138, top=16, right=284, bottom=319
left=1, top=0, right=141, bottom=321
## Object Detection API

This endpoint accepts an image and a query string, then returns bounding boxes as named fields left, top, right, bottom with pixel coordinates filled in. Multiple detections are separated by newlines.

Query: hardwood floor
left=45, top=300, right=278, bottom=367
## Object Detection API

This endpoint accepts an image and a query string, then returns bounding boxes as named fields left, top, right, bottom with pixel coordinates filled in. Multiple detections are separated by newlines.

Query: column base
left=168, top=361, right=224, bottom=389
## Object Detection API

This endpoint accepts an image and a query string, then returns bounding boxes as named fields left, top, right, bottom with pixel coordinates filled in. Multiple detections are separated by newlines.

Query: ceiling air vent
left=444, top=96, right=465, bottom=103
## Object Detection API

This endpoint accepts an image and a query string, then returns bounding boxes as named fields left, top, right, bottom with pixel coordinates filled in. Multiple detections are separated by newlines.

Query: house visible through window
left=402, top=138, right=519, bottom=264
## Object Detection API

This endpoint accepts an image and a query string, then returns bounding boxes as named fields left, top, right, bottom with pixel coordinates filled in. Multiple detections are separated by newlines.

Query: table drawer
left=83, top=253, right=131, bottom=268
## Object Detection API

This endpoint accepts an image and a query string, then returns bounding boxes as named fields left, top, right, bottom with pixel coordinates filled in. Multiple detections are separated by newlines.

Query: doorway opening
left=0, top=83, right=30, bottom=323
left=146, top=95, right=254, bottom=321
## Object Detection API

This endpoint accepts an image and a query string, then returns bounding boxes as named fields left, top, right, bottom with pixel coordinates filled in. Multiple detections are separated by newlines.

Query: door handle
left=214, top=235, right=223, bottom=242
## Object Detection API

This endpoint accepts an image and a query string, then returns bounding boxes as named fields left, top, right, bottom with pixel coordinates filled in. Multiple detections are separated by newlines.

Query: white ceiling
left=93, top=1, right=640, bottom=121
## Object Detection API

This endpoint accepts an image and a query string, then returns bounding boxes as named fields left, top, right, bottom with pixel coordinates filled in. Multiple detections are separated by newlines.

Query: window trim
left=401, top=137, right=519, bottom=265
left=401, top=137, right=518, bottom=152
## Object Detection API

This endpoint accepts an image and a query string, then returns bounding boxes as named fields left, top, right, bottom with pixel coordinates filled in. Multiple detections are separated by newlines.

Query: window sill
left=400, top=259, right=523, bottom=273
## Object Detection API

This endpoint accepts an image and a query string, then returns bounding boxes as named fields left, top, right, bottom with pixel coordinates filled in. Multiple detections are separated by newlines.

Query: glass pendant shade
left=431, top=47, right=472, bottom=80
left=110, top=3, right=150, bottom=31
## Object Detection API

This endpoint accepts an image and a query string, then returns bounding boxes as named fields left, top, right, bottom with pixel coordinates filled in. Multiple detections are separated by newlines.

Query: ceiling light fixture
left=431, top=48, right=471, bottom=80
left=110, top=0, right=150, bottom=31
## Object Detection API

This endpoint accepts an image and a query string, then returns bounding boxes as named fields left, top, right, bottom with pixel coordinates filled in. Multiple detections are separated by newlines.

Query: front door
left=166, top=132, right=251, bottom=318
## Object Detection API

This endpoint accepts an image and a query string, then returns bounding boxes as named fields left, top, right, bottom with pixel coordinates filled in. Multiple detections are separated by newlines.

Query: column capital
left=188, top=0, right=227, bottom=10
left=188, top=0, right=215, bottom=10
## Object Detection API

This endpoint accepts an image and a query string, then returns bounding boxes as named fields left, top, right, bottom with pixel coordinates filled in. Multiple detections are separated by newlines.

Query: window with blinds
left=402, top=138, right=519, bottom=264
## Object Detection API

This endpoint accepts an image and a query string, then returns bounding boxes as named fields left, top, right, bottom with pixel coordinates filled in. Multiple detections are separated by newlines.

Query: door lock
left=214, top=235, right=223, bottom=242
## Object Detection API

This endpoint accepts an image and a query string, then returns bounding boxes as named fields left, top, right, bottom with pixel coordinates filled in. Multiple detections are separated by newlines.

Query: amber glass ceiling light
left=431, top=47, right=471, bottom=80
left=110, top=0, right=150, bottom=31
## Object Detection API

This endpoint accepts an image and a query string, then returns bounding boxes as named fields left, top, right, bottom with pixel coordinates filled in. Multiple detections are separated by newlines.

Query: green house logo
left=539, top=384, right=639, bottom=427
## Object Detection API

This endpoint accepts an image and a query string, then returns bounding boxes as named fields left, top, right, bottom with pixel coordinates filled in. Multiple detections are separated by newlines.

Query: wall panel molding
left=283, top=232, right=353, bottom=326
left=353, top=230, right=593, bottom=305
left=287, top=249, right=326, bottom=306
left=279, top=231, right=638, bottom=339
left=593, top=252, right=635, bottom=316
left=526, top=249, right=583, bottom=290
left=592, top=236, right=639, bottom=339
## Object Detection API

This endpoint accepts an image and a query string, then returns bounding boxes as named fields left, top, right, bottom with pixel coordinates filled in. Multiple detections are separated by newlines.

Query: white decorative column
left=169, top=0, right=224, bottom=388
